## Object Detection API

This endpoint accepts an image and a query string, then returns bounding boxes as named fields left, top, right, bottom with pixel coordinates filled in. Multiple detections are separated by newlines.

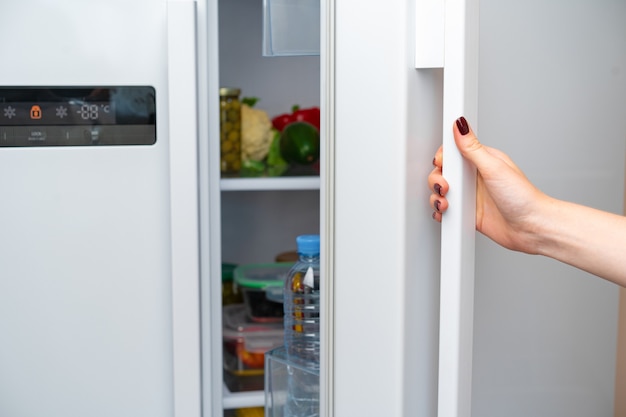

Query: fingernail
left=434, top=199, right=441, bottom=212
left=456, top=117, right=470, bottom=135
left=432, top=157, right=437, bottom=166
left=432, top=211, right=437, bottom=220
left=434, top=183, right=443, bottom=197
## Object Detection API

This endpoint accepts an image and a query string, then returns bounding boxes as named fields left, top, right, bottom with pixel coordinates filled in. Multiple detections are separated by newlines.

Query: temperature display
left=76, top=103, right=110, bottom=121
left=0, top=87, right=156, bottom=147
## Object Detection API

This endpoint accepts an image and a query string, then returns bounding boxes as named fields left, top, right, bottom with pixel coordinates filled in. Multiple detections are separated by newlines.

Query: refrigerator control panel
left=0, top=87, right=156, bottom=147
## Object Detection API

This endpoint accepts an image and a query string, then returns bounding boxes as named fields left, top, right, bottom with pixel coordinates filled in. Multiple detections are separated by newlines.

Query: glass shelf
left=220, top=176, right=320, bottom=191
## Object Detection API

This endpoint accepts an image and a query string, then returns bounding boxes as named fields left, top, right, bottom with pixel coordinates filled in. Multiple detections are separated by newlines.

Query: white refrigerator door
left=328, top=0, right=623, bottom=416
left=0, top=1, right=203, bottom=416
left=327, top=0, right=446, bottom=415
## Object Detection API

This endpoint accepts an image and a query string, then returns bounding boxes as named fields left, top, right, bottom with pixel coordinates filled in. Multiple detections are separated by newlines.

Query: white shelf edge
left=222, top=385, right=265, bottom=409
left=220, top=176, right=320, bottom=191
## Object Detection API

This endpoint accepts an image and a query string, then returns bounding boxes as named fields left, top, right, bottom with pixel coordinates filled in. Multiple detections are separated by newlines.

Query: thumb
left=453, top=117, right=494, bottom=173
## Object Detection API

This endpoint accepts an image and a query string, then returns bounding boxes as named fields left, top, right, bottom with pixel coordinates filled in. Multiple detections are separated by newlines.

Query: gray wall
left=473, top=1, right=626, bottom=416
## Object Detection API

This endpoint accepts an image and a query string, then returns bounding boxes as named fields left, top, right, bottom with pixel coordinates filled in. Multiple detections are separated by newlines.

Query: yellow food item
left=235, top=407, right=264, bottom=417
left=241, top=104, right=274, bottom=162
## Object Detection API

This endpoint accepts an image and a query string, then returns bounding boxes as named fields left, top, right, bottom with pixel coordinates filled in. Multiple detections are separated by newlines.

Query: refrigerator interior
left=218, top=0, right=321, bottom=264
left=217, top=0, right=320, bottom=412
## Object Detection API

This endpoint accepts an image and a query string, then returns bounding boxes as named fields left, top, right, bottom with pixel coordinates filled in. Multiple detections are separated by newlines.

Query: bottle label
left=303, top=266, right=314, bottom=289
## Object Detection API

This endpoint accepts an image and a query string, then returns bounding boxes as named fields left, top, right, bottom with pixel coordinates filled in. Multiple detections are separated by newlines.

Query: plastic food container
left=234, top=262, right=292, bottom=322
left=223, top=304, right=284, bottom=392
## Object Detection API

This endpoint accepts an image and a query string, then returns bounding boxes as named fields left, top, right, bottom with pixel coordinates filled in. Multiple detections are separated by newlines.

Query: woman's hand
left=428, top=117, right=550, bottom=254
left=429, top=116, right=626, bottom=286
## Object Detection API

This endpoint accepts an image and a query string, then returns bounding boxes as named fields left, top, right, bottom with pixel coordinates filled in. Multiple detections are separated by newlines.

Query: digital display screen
left=0, top=87, right=156, bottom=147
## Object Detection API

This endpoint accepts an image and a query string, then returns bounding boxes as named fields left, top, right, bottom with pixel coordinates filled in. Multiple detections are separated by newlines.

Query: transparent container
left=220, top=87, right=242, bottom=175
left=265, top=346, right=319, bottom=417
left=283, top=234, right=320, bottom=367
left=281, top=234, right=320, bottom=416
left=262, top=0, right=320, bottom=56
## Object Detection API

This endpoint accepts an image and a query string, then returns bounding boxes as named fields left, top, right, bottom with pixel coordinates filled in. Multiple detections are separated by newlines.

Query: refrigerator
left=0, top=0, right=624, bottom=417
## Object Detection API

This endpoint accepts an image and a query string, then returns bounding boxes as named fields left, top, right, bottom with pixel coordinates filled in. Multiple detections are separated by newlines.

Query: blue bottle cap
left=296, top=234, right=320, bottom=256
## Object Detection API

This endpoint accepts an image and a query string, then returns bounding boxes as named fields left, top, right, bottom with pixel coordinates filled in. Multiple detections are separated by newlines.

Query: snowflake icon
left=3, top=105, right=16, bottom=119
left=55, top=105, right=68, bottom=119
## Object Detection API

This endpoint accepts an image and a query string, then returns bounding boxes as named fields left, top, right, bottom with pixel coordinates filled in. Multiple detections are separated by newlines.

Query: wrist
left=519, top=194, right=562, bottom=257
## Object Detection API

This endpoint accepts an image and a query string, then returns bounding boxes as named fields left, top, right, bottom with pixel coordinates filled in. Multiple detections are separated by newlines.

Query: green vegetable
left=241, top=97, right=260, bottom=107
left=266, top=130, right=288, bottom=176
left=279, top=122, right=320, bottom=165
left=240, top=159, right=266, bottom=177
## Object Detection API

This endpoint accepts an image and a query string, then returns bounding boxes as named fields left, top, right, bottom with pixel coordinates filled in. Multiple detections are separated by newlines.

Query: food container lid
left=222, top=304, right=284, bottom=352
left=234, top=262, right=293, bottom=290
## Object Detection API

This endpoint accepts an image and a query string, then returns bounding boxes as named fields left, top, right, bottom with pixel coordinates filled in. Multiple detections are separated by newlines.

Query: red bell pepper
left=272, top=105, right=320, bottom=132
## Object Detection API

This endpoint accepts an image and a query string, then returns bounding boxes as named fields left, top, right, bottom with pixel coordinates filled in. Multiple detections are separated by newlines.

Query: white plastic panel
left=0, top=1, right=181, bottom=416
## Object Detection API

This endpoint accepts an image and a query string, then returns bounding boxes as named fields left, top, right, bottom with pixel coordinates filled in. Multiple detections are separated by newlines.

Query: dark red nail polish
left=434, top=183, right=443, bottom=196
left=456, top=117, right=470, bottom=135
left=434, top=200, right=441, bottom=212
left=432, top=157, right=437, bottom=166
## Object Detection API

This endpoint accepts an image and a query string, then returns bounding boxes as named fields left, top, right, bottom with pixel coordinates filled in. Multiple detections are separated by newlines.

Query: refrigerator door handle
left=416, top=1, right=479, bottom=416
left=167, top=1, right=202, bottom=417
left=440, top=1, right=479, bottom=417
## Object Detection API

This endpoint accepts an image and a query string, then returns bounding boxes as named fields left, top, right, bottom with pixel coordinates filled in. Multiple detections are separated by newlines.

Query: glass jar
left=219, top=87, right=242, bottom=174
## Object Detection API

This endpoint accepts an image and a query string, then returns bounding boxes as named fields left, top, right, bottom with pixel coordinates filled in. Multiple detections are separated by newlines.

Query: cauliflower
left=241, top=103, right=274, bottom=161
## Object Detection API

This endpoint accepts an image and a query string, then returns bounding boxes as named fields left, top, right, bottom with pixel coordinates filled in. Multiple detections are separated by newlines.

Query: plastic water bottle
left=283, top=234, right=320, bottom=417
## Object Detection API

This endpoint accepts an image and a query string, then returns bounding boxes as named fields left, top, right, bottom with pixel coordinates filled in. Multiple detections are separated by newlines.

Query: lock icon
left=30, top=105, right=42, bottom=119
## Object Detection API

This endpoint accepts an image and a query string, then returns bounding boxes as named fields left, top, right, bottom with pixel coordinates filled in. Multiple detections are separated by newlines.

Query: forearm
left=536, top=198, right=626, bottom=287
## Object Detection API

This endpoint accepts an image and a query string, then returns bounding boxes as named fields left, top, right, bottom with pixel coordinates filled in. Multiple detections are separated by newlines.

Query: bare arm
left=537, top=198, right=626, bottom=287
left=429, top=117, right=626, bottom=287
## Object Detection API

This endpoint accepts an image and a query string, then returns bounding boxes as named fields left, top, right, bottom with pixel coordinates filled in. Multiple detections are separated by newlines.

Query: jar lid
left=219, top=87, right=241, bottom=97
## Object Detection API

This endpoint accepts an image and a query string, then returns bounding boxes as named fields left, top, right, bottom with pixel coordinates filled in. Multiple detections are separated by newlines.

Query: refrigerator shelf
left=220, top=176, right=320, bottom=191
left=222, top=385, right=265, bottom=410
